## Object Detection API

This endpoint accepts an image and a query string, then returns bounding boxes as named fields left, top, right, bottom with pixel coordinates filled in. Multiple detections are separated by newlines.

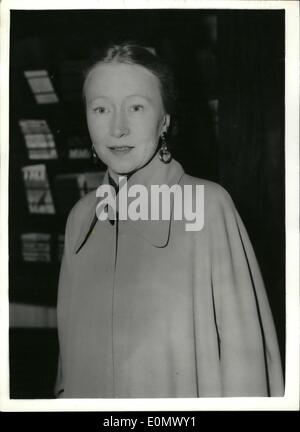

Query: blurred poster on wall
left=21, top=233, right=51, bottom=262
left=19, top=119, right=58, bottom=160
left=22, top=164, right=55, bottom=214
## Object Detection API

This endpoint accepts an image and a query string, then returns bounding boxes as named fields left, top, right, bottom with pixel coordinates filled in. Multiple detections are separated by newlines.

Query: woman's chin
left=108, top=162, right=137, bottom=177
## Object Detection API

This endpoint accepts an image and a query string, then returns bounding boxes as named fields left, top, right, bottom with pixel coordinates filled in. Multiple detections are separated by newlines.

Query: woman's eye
left=130, top=104, right=144, bottom=112
left=94, top=107, right=109, bottom=114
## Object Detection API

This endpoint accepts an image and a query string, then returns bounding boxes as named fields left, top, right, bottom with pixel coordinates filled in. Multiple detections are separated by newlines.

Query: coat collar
left=76, top=153, right=185, bottom=253
left=118, top=153, right=185, bottom=247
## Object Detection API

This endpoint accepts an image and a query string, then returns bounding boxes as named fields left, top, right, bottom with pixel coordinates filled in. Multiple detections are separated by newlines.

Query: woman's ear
left=162, top=114, right=171, bottom=134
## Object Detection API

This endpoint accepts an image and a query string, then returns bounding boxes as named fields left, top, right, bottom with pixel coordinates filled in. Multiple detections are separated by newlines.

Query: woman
left=55, top=42, right=284, bottom=398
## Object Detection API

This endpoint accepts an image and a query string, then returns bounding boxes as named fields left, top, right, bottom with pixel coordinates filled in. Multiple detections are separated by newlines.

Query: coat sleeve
left=54, top=209, right=76, bottom=398
left=209, top=185, right=284, bottom=396
left=54, top=354, right=64, bottom=398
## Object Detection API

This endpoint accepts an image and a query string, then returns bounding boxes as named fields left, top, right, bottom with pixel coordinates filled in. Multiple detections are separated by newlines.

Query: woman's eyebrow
left=127, top=94, right=152, bottom=102
left=87, top=94, right=153, bottom=105
left=88, top=95, right=110, bottom=104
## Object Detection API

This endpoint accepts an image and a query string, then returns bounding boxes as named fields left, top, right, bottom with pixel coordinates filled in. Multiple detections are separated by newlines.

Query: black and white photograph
left=0, top=0, right=299, bottom=412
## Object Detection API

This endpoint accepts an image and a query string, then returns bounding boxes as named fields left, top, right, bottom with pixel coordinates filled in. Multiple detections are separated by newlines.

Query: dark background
left=9, top=9, right=285, bottom=398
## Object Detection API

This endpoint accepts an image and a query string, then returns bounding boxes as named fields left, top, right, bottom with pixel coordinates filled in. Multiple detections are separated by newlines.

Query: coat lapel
left=75, top=154, right=185, bottom=252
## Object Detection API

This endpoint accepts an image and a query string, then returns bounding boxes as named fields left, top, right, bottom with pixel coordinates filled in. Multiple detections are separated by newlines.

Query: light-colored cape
left=55, top=154, right=284, bottom=398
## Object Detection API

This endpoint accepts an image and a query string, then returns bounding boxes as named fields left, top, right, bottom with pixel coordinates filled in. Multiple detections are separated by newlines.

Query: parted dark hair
left=82, top=41, right=178, bottom=116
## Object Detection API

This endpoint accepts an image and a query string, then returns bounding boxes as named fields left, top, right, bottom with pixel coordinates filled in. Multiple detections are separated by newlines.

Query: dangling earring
left=159, top=132, right=172, bottom=164
left=91, top=145, right=99, bottom=164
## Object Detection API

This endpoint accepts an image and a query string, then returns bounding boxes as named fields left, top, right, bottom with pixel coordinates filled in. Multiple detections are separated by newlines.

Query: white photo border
left=0, top=0, right=299, bottom=412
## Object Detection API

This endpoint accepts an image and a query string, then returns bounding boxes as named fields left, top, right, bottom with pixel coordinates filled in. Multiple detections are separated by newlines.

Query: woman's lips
left=108, top=146, right=134, bottom=155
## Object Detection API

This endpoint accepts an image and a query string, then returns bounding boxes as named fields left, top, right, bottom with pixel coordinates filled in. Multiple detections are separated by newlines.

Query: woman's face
left=84, top=62, right=170, bottom=176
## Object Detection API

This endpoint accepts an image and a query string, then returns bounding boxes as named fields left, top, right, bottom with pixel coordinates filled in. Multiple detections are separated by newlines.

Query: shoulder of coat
left=180, top=173, right=233, bottom=201
left=180, top=173, right=235, bottom=214
left=66, top=190, right=98, bottom=231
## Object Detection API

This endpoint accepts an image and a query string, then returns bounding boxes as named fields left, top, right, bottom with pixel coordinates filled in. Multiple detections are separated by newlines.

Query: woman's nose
left=110, top=109, right=129, bottom=138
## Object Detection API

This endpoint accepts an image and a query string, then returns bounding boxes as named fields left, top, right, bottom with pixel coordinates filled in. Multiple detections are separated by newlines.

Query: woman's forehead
left=84, top=62, right=162, bottom=103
